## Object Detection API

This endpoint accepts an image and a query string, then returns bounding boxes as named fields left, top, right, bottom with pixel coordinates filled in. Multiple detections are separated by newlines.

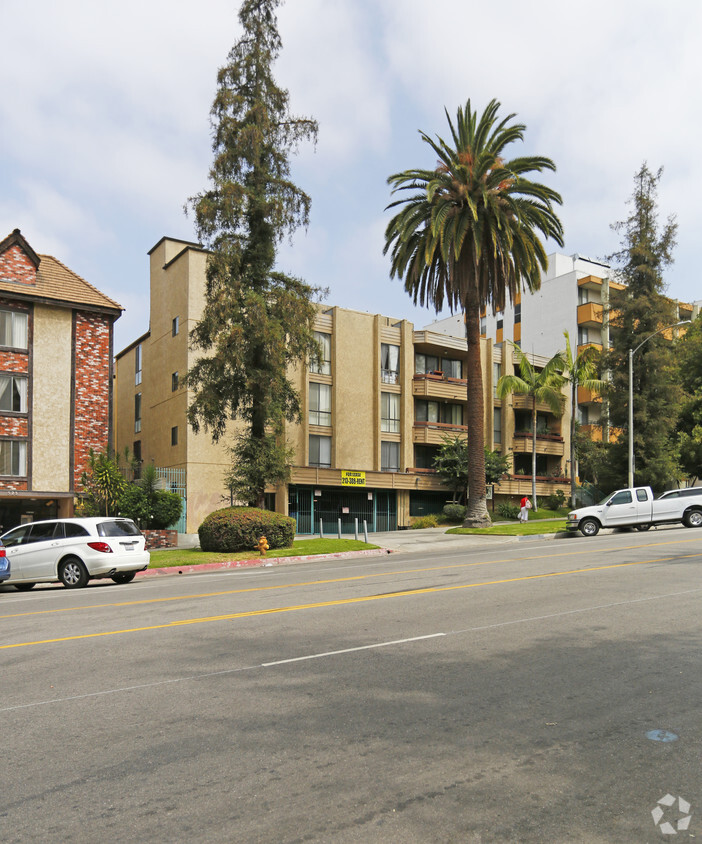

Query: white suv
left=2, top=517, right=150, bottom=590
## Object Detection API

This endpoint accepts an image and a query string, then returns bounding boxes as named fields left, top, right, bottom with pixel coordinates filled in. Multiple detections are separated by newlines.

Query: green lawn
left=448, top=519, right=568, bottom=536
left=149, top=538, right=380, bottom=568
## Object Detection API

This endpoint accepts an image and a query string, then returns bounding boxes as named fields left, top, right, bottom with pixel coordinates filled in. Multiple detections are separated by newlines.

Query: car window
left=63, top=522, right=91, bottom=538
left=658, top=490, right=678, bottom=499
left=26, top=522, right=60, bottom=543
left=610, top=491, right=632, bottom=505
left=636, top=489, right=649, bottom=502
left=97, top=519, right=140, bottom=537
left=2, top=524, right=32, bottom=547
left=681, top=488, right=702, bottom=498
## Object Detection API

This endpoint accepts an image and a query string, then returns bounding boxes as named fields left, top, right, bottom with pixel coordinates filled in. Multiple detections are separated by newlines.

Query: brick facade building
left=0, top=229, right=122, bottom=529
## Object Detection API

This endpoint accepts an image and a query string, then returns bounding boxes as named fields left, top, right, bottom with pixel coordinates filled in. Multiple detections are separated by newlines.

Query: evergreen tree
left=604, top=164, right=682, bottom=489
left=676, top=315, right=702, bottom=483
left=186, top=0, right=323, bottom=507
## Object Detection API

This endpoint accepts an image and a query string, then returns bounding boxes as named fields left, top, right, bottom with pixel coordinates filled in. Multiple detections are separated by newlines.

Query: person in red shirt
left=519, top=496, right=531, bottom=522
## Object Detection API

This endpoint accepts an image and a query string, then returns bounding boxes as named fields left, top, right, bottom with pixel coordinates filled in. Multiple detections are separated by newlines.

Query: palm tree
left=562, top=331, right=606, bottom=507
left=384, top=99, right=563, bottom=527
left=496, top=343, right=566, bottom=510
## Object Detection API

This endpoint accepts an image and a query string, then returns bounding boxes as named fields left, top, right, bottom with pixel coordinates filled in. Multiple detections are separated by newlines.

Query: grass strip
left=447, top=521, right=568, bottom=536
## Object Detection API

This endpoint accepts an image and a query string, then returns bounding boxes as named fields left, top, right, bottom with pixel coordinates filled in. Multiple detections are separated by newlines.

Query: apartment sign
left=341, top=470, right=366, bottom=487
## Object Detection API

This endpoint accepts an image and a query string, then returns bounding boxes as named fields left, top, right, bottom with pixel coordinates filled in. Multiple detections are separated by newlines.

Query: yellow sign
left=341, top=470, right=366, bottom=487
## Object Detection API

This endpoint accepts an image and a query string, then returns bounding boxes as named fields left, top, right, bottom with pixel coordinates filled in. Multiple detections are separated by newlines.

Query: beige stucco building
left=114, top=236, right=571, bottom=533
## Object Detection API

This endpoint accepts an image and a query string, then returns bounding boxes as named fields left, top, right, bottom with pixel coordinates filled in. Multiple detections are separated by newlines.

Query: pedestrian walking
left=519, top=496, right=532, bottom=523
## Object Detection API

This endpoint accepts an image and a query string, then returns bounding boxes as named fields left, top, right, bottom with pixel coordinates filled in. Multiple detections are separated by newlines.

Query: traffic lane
left=1, top=528, right=700, bottom=648
left=1, top=562, right=701, bottom=842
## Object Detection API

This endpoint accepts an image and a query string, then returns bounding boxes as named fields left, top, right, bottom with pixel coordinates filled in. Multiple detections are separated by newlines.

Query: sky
left=2, top=0, right=700, bottom=354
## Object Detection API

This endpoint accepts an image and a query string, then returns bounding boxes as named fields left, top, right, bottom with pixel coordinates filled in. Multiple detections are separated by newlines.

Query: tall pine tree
left=604, top=163, right=682, bottom=489
left=187, top=0, right=322, bottom=507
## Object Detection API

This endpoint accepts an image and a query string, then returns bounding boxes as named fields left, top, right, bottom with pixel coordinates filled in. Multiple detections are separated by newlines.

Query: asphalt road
left=2, top=527, right=702, bottom=843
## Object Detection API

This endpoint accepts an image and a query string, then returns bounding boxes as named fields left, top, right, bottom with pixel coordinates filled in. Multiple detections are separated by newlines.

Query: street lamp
left=628, top=320, right=690, bottom=488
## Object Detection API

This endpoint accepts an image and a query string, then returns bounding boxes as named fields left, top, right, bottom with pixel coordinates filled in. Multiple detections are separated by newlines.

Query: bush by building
left=198, top=507, right=296, bottom=552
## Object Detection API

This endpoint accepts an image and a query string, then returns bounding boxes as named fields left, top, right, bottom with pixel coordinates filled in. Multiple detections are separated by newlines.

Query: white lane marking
left=2, top=586, right=701, bottom=714
left=261, top=633, right=446, bottom=666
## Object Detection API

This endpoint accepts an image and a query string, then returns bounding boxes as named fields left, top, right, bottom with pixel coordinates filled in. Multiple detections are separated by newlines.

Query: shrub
left=151, top=491, right=183, bottom=529
left=496, top=501, right=520, bottom=520
left=198, top=507, right=295, bottom=552
left=544, top=490, right=567, bottom=511
left=410, top=514, right=439, bottom=529
left=442, top=503, right=466, bottom=522
left=118, top=486, right=183, bottom=529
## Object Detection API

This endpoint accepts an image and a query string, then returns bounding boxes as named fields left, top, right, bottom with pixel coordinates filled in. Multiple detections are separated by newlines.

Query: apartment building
left=430, top=253, right=693, bottom=441
left=0, top=229, right=122, bottom=529
left=114, top=237, right=571, bottom=533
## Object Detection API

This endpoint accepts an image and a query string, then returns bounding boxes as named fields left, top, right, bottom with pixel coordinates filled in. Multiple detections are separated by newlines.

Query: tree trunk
left=531, top=396, right=537, bottom=510
left=570, top=379, right=577, bottom=508
left=461, top=289, right=490, bottom=528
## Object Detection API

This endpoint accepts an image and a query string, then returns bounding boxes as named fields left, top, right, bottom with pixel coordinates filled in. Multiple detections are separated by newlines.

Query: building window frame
left=171, top=426, right=179, bottom=446
left=135, top=343, right=142, bottom=386
left=172, top=371, right=179, bottom=392
left=381, top=392, right=400, bottom=433
left=0, top=439, right=27, bottom=476
left=0, top=374, right=28, bottom=413
left=309, top=434, right=331, bottom=468
left=134, top=392, right=142, bottom=434
left=172, top=316, right=179, bottom=337
left=381, top=343, right=400, bottom=384
left=0, top=310, right=28, bottom=350
left=309, top=382, right=331, bottom=427
left=381, top=441, right=400, bottom=472
left=312, top=331, right=332, bottom=375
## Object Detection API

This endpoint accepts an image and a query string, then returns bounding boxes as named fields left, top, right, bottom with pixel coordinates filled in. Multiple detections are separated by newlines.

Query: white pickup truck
left=566, top=486, right=702, bottom=536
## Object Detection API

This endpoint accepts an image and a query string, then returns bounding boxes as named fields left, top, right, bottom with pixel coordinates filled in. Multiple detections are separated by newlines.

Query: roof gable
left=0, top=229, right=40, bottom=285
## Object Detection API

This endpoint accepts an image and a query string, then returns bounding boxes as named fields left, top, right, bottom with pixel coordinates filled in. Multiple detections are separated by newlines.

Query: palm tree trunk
left=570, top=379, right=577, bottom=508
left=461, top=288, right=490, bottom=528
left=531, top=396, right=537, bottom=510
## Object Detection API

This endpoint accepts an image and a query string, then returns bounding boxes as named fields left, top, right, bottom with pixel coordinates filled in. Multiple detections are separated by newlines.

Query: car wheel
left=635, top=524, right=652, bottom=531
left=683, top=510, right=702, bottom=528
left=111, top=572, right=136, bottom=584
left=59, top=557, right=89, bottom=589
left=14, top=583, right=36, bottom=591
left=579, top=518, right=600, bottom=537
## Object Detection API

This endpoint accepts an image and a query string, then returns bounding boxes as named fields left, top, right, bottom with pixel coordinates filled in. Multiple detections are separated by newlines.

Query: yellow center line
left=1, top=535, right=699, bottom=622
left=2, top=553, right=698, bottom=650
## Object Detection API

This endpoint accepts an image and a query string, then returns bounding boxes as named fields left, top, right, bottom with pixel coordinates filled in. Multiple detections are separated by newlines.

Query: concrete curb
left=137, top=547, right=393, bottom=578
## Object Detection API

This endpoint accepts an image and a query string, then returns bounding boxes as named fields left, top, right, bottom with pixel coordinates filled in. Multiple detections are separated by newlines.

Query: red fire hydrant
left=256, top=535, right=269, bottom=556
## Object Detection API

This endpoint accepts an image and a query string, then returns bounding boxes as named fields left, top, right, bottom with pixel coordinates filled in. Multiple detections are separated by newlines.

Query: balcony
left=577, top=302, right=604, bottom=328
left=577, top=342, right=603, bottom=355
left=512, top=433, right=565, bottom=456
left=412, top=373, right=467, bottom=402
left=510, top=394, right=558, bottom=413
left=577, top=386, right=602, bottom=405
left=413, top=421, right=467, bottom=446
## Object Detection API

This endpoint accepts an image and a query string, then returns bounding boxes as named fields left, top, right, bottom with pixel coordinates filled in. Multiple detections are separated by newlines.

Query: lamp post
left=628, top=320, right=690, bottom=488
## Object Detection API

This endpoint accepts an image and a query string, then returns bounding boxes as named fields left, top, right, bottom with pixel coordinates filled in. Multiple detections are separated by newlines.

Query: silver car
left=2, top=517, right=149, bottom=590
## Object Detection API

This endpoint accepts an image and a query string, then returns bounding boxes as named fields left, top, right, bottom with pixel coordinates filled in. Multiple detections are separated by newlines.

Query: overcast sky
left=2, top=0, right=699, bottom=353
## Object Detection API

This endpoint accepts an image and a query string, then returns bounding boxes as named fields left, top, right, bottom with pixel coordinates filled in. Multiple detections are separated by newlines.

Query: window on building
left=134, top=393, right=142, bottom=434
left=480, top=315, right=487, bottom=336
left=0, top=375, right=27, bottom=413
left=171, top=426, right=178, bottom=446
left=309, top=382, right=331, bottom=426
left=578, top=287, right=590, bottom=305
left=496, top=311, right=504, bottom=330
left=309, top=434, right=331, bottom=468
left=415, top=400, right=463, bottom=426
left=172, top=371, right=179, bottom=392
left=172, top=316, right=179, bottom=336
left=312, top=331, right=331, bottom=375
left=494, top=407, right=502, bottom=444
left=381, top=441, right=400, bottom=472
left=381, top=392, right=400, bottom=433
left=135, top=344, right=142, bottom=386
left=578, top=327, right=589, bottom=346
left=0, top=310, right=28, bottom=349
left=493, top=362, right=502, bottom=398
left=0, top=440, right=26, bottom=476
left=514, top=303, right=521, bottom=324
left=578, top=406, right=589, bottom=425
left=415, top=353, right=439, bottom=374
left=132, top=440, right=142, bottom=479
left=414, top=444, right=439, bottom=470
left=381, top=343, right=400, bottom=384
left=443, top=358, right=462, bottom=379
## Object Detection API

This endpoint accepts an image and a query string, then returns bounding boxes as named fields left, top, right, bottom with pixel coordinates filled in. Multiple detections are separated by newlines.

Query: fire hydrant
left=256, top=535, right=269, bottom=556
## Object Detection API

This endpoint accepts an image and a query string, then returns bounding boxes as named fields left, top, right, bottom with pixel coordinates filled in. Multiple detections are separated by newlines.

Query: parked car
left=0, top=540, right=8, bottom=585
left=2, top=517, right=149, bottom=590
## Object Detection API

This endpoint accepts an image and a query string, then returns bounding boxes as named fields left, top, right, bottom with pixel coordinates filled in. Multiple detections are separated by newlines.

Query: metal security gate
left=288, top=487, right=397, bottom=534
left=157, top=467, right=187, bottom=533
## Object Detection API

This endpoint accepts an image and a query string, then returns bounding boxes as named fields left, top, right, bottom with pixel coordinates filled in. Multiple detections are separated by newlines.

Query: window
left=0, top=310, right=28, bottom=349
left=381, top=441, right=400, bottom=472
left=443, top=359, right=462, bottom=379
left=493, top=407, right=502, bottom=444
left=312, top=331, right=331, bottom=375
left=493, top=362, right=501, bottom=398
left=496, top=311, right=504, bottom=330
left=578, top=327, right=589, bottom=346
left=0, top=440, right=26, bottom=476
left=578, top=406, right=589, bottom=425
left=480, top=315, right=487, bottom=336
left=636, top=488, right=650, bottom=502
left=171, top=426, right=178, bottom=446
left=64, top=523, right=91, bottom=538
left=381, top=343, right=400, bottom=384
left=514, top=302, right=521, bottom=324
left=134, top=393, right=142, bottom=434
left=309, top=434, right=331, bottom=468
left=414, top=445, right=439, bottom=470
left=0, top=375, right=27, bottom=412
left=578, top=287, right=590, bottom=305
left=381, top=392, right=400, bottom=433
left=610, top=490, right=632, bottom=505
left=172, top=371, right=179, bottom=392
left=172, top=316, right=179, bottom=336
left=135, top=344, right=142, bottom=386
left=309, top=382, right=331, bottom=426
left=415, top=353, right=439, bottom=374
left=133, top=440, right=142, bottom=462
left=415, top=400, right=462, bottom=426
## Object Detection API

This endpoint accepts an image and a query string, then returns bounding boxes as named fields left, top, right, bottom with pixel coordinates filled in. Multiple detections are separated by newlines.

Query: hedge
left=198, top=507, right=296, bottom=553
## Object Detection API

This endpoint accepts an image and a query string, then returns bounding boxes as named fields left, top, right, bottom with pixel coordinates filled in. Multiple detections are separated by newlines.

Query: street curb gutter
left=138, top=547, right=393, bottom=578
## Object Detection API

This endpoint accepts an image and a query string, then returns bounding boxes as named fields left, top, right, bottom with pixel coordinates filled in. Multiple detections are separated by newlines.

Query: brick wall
left=74, top=313, right=112, bottom=487
left=0, top=245, right=37, bottom=285
left=143, top=529, right=178, bottom=549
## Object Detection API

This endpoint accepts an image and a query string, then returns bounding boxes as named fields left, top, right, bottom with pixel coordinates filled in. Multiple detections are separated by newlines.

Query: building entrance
left=288, top=486, right=397, bottom=534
